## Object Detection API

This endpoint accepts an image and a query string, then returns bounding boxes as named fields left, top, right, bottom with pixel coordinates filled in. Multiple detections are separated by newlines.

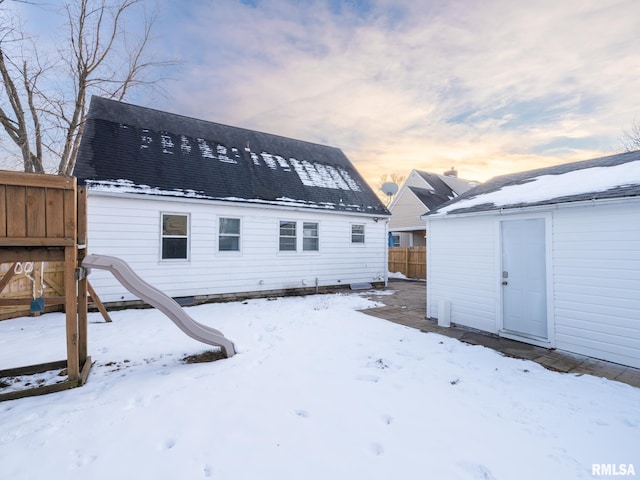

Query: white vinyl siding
left=86, top=193, right=387, bottom=302
left=552, top=202, right=640, bottom=368
left=426, top=215, right=497, bottom=333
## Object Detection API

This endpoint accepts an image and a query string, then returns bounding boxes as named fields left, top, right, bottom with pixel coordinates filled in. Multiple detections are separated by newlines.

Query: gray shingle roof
left=74, top=96, right=389, bottom=215
left=428, top=150, right=640, bottom=216
left=413, top=171, right=457, bottom=209
left=408, top=186, right=454, bottom=211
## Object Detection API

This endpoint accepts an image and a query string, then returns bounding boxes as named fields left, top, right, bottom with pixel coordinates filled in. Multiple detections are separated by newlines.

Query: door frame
left=495, top=212, right=555, bottom=348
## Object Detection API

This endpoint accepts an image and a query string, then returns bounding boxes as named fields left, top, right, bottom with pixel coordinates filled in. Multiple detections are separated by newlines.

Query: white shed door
left=501, top=218, right=548, bottom=340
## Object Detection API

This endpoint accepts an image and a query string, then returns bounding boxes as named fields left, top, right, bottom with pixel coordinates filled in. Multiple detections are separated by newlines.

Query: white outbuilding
left=425, top=151, right=640, bottom=368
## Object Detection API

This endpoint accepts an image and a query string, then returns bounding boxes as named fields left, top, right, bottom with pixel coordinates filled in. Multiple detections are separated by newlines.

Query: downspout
left=384, top=219, right=389, bottom=287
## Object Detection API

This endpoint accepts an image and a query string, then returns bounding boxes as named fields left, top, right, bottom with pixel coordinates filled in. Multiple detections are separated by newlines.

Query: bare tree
left=619, top=119, right=640, bottom=153
left=0, top=0, right=167, bottom=175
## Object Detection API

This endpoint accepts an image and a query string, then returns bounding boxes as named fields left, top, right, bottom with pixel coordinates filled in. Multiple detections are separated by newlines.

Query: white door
left=501, top=218, right=548, bottom=340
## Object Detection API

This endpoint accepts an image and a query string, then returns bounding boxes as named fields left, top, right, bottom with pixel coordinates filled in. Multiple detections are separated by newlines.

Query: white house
left=388, top=169, right=476, bottom=247
left=74, top=97, right=390, bottom=305
left=425, top=151, right=640, bottom=368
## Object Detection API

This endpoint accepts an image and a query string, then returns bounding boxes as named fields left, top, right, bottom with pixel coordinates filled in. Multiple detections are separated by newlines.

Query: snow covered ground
left=1, top=291, right=638, bottom=479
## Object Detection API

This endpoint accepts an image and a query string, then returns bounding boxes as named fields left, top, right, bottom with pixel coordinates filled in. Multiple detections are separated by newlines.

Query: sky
left=1, top=290, right=639, bottom=479
left=7, top=0, right=640, bottom=186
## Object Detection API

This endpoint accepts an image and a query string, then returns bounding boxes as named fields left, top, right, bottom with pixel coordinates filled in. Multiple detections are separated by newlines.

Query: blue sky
left=11, top=0, right=640, bottom=184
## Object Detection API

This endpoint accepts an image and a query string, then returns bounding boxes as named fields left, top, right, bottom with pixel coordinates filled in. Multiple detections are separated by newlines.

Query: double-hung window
left=161, top=213, right=189, bottom=260
left=279, top=221, right=297, bottom=251
left=219, top=218, right=241, bottom=251
left=303, top=222, right=319, bottom=251
left=351, top=224, right=365, bottom=244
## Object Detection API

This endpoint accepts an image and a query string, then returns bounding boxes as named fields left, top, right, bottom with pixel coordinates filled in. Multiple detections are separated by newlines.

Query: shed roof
left=428, top=150, right=640, bottom=216
left=74, top=96, right=389, bottom=215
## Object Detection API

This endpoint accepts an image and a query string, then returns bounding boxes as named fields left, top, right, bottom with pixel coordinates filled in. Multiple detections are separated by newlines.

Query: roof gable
left=430, top=150, right=640, bottom=216
left=389, top=169, right=478, bottom=217
left=74, top=97, right=389, bottom=215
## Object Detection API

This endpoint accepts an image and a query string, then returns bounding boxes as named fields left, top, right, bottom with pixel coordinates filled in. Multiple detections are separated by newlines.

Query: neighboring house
left=425, top=150, right=640, bottom=368
left=388, top=169, right=476, bottom=247
left=74, top=96, right=390, bottom=305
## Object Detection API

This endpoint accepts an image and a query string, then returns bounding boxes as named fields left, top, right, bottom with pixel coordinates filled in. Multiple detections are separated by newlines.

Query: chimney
left=444, top=166, right=458, bottom=177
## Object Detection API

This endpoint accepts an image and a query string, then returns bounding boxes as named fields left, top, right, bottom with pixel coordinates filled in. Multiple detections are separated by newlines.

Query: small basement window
left=219, top=217, right=240, bottom=251
left=161, top=213, right=189, bottom=260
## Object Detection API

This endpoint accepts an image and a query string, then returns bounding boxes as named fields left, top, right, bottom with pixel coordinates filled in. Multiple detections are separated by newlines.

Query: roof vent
left=443, top=167, right=458, bottom=177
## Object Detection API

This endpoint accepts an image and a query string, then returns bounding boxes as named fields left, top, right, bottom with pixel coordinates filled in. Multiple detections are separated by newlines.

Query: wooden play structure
left=1, top=170, right=236, bottom=401
left=0, top=171, right=92, bottom=401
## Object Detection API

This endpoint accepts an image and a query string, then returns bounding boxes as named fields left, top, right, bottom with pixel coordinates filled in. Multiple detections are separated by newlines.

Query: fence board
left=0, top=185, right=6, bottom=237
left=6, top=185, right=27, bottom=237
left=46, top=189, right=65, bottom=238
left=388, top=246, right=426, bottom=279
left=27, top=187, right=47, bottom=237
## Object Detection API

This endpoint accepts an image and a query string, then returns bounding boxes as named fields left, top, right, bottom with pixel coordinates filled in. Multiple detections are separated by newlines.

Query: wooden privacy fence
left=388, top=246, right=426, bottom=279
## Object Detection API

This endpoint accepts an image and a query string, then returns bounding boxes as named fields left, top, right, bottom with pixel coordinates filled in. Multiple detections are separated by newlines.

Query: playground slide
left=82, top=254, right=235, bottom=358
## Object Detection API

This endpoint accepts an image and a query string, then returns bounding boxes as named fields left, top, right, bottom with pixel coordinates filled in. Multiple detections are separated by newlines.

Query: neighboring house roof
left=388, top=169, right=476, bottom=230
left=408, top=186, right=453, bottom=211
left=428, top=150, right=640, bottom=216
left=414, top=172, right=458, bottom=203
left=74, top=96, right=389, bottom=215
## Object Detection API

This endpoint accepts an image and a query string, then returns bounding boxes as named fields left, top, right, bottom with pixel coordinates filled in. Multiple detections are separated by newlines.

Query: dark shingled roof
left=408, top=186, right=454, bottom=211
left=428, top=150, right=640, bottom=216
left=74, top=96, right=389, bottom=215
left=412, top=171, right=457, bottom=211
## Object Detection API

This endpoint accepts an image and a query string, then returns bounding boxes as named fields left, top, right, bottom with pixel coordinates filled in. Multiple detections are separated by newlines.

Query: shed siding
left=426, top=216, right=497, bottom=332
left=87, top=194, right=387, bottom=302
left=427, top=200, right=640, bottom=369
left=552, top=202, right=640, bottom=368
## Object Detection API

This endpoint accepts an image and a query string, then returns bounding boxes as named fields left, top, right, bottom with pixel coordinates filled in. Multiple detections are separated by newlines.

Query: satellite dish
left=381, top=182, right=399, bottom=196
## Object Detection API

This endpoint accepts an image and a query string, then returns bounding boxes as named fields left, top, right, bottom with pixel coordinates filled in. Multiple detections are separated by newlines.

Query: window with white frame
left=279, top=221, right=297, bottom=251
left=351, top=224, right=365, bottom=244
left=303, top=222, right=319, bottom=251
left=161, top=213, right=189, bottom=260
left=219, top=217, right=240, bottom=251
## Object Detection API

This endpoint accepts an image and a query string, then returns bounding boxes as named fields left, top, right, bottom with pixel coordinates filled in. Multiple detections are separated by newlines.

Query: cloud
left=152, top=0, right=640, bottom=184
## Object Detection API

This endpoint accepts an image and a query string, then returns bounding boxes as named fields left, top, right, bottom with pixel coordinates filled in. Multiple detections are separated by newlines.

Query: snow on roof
left=74, top=97, right=388, bottom=215
left=431, top=151, right=640, bottom=216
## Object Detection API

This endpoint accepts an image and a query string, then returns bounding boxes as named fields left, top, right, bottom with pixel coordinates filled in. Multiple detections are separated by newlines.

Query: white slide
left=82, top=254, right=235, bottom=358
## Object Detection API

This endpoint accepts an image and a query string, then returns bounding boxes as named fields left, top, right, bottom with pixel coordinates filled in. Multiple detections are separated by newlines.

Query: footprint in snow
left=294, top=409, right=310, bottom=418
left=457, top=461, right=497, bottom=480
left=355, top=374, right=380, bottom=383
left=369, top=442, right=384, bottom=456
